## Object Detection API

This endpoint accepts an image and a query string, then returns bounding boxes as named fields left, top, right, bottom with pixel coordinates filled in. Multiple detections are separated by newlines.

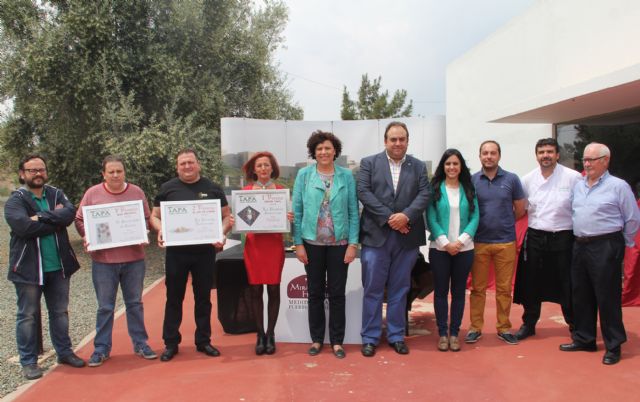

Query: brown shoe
left=449, top=336, right=461, bottom=352
left=437, top=336, right=449, bottom=352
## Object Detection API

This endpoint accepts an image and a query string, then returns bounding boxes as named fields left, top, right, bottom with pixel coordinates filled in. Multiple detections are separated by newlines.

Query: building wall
left=446, top=0, right=640, bottom=175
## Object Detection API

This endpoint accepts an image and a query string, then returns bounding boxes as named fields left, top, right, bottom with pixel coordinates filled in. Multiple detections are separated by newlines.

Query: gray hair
left=584, top=142, right=610, bottom=158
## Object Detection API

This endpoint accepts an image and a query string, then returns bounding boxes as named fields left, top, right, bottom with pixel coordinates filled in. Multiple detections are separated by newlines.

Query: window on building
left=556, top=112, right=640, bottom=198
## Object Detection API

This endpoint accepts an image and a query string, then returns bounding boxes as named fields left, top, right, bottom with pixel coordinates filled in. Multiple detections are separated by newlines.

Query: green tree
left=340, top=74, right=413, bottom=120
left=0, top=0, right=302, bottom=202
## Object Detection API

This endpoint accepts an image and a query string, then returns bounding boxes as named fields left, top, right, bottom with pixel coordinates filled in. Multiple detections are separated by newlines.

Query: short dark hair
left=176, top=148, right=199, bottom=161
left=306, top=131, right=342, bottom=160
left=102, top=155, right=126, bottom=172
left=535, top=138, right=559, bottom=153
left=479, top=140, right=501, bottom=155
left=19, top=154, right=47, bottom=171
left=384, top=121, right=409, bottom=140
left=18, top=154, right=47, bottom=184
left=242, top=151, right=280, bottom=182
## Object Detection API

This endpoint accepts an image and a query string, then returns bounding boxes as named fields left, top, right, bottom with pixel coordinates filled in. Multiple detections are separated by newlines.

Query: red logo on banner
left=287, top=275, right=308, bottom=299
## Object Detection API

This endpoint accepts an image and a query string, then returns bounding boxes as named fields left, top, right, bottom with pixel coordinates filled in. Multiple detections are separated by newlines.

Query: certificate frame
left=82, top=200, right=148, bottom=251
left=160, top=199, right=223, bottom=246
left=231, top=189, right=291, bottom=234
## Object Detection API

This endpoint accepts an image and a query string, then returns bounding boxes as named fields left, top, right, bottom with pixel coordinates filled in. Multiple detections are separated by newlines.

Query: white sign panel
left=160, top=200, right=223, bottom=246
left=271, top=258, right=363, bottom=344
left=82, top=200, right=148, bottom=251
left=231, top=189, right=290, bottom=233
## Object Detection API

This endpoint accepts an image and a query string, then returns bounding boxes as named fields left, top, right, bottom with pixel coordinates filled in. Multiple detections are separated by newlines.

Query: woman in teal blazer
left=426, top=149, right=479, bottom=352
left=292, top=131, right=359, bottom=359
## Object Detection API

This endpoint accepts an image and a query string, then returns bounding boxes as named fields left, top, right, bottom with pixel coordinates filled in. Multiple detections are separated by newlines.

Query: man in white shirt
left=514, top=138, right=582, bottom=340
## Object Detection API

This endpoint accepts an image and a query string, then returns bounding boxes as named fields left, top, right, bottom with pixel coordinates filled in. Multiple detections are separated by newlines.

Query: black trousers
left=522, top=229, right=574, bottom=327
left=571, top=233, right=626, bottom=351
left=163, top=248, right=215, bottom=347
left=303, top=242, right=348, bottom=345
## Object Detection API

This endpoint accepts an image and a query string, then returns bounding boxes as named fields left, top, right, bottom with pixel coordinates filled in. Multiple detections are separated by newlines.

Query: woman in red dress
left=242, top=152, right=289, bottom=355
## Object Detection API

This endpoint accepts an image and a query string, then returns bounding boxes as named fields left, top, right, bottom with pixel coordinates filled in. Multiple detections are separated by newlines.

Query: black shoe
left=22, top=364, right=43, bottom=380
left=515, top=324, right=536, bottom=341
left=389, top=341, right=409, bottom=355
left=361, top=343, right=376, bottom=357
left=255, top=333, right=266, bottom=355
left=160, top=346, right=179, bottom=361
left=57, top=353, right=85, bottom=368
left=308, top=343, right=323, bottom=356
left=603, top=348, right=621, bottom=365
left=196, top=343, right=221, bottom=357
left=265, top=334, right=276, bottom=355
left=559, top=342, right=597, bottom=352
left=333, top=345, right=346, bottom=359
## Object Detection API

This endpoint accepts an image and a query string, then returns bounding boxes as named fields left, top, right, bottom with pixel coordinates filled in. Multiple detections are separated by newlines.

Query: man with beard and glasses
left=4, top=155, right=85, bottom=380
left=513, top=138, right=581, bottom=341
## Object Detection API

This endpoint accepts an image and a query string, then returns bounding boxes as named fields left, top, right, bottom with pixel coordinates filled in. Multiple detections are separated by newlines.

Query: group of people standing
left=5, top=149, right=234, bottom=379
left=232, top=123, right=640, bottom=366
left=5, top=122, right=639, bottom=381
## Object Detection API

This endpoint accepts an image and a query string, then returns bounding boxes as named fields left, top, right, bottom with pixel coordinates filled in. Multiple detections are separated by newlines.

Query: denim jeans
left=14, top=271, right=73, bottom=366
left=92, top=259, right=148, bottom=355
left=429, top=249, right=474, bottom=337
left=361, top=231, right=419, bottom=344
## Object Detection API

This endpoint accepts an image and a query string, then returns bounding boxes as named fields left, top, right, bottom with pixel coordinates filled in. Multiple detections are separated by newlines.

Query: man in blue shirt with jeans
left=560, top=143, right=640, bottom=365
left=465, top=141, right=525, bottom=345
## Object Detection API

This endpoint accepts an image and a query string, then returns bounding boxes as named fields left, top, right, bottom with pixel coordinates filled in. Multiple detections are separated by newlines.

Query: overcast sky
left=275, top=0, right=535, bottom=121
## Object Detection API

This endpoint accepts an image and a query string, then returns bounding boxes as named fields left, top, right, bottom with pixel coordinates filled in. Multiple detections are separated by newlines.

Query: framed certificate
left=160, top=199, right=223, bottom=246
left=83, top=200, right=148, bottom=251
left=231, top=189, right=290, bottom=233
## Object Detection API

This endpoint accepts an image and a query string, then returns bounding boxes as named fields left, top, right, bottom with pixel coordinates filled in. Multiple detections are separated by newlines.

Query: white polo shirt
left=521, top=163, right=582, bottom=232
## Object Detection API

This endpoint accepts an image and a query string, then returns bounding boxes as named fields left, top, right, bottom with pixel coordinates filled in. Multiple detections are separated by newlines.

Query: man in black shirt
left=151, top=148, right=232, bottom=361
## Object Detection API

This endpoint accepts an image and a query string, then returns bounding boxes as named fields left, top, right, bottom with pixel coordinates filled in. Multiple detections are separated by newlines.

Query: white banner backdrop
left=221, top=116, right=446, bottom=189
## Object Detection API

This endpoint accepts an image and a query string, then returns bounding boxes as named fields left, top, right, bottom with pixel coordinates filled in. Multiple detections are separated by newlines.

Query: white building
left=446, top=0, right=640, bottom=176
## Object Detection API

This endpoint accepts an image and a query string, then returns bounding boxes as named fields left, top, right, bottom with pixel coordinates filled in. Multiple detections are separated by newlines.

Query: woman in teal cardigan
left=426, top=149, right=479, bottom=352
left=292, top=131, right=359, bottom=359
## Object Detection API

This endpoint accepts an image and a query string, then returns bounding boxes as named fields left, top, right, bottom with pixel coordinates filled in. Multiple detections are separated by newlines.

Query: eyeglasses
left=23, top=168, right=47, bottom=175
left=581, top=156, right=605, bottom=164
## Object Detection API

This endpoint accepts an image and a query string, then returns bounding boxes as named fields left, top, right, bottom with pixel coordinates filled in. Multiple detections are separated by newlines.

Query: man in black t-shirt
left=150, top=148, right=232, bottom=361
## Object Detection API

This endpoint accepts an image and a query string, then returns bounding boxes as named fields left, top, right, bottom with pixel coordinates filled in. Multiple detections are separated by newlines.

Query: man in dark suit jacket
left=357, top=121, right=431, bottom=356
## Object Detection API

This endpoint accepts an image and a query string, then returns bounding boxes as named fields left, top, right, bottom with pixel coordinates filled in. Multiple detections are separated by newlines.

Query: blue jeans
left=361, top=231, right=419, bottom=344
left=14, top=271, right=73, bottom=366
left=429, top=249, right=474, bottom=337
left=92, top=260, right=148, bottom=355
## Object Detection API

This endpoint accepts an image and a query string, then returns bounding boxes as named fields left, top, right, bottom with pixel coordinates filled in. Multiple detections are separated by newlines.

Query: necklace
left=257, top=180, right=273, bottom=189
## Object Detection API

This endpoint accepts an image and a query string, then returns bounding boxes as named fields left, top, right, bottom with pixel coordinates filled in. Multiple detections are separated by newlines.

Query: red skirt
left=244, top=232, right=285, bottom=285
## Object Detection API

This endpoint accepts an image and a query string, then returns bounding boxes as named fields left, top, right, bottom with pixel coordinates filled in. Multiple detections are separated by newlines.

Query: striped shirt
left=386, top=152, right=406, bottom=193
